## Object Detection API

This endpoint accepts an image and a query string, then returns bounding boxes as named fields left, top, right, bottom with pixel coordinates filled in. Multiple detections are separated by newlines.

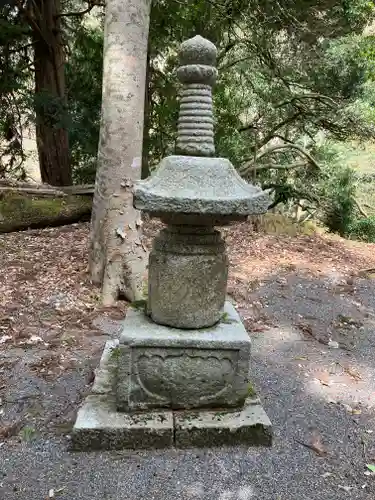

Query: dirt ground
left=1, top=220, right=375, bottom=499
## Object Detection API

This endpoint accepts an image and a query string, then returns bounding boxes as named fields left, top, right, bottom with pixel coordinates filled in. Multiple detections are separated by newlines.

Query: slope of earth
left=1, top=220, right=375, bottom=499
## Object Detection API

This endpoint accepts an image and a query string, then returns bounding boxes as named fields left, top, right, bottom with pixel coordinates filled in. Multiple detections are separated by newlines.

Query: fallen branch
left=354, top=198, right=369, bottom=218
left=239, top=161, right=306, bottom=175
left=0, top=186, right=67, bottom=198
left=0, top=181, right=95, bottom=198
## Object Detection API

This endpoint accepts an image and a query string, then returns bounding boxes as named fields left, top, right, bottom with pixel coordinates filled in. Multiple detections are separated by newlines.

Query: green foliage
left=65, top=24, right=104, bottom=183
left=320, top=165, right=357, bottom=236
left=348, top=216, right=375, bottom=242
left=0, top=6, right=32, bottom=179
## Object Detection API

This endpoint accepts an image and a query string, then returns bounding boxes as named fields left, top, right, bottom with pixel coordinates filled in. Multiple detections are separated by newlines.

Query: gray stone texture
left=148, top=225, right=228, bottom=328
left=72, top=337, right=272, bottom=451
left=72, top=35, right=273, bottom=452
left=133, top=35, right=270, bottom=219
left=91, top=339, right=119, bottom=396
left=117, top=302, right=251, bottom=412
left=174, top=397, right=272, bottom=448
left=134, top=155, right=270, bottom=217
left=177, top=36, right=217, bottom=156
left=72, top=394, right=174, bottom=451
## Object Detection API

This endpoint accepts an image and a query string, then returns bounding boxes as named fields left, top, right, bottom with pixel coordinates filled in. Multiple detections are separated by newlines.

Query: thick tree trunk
left=89, top=0, right=151, bottom=305
left=33, top=0, right=72, bottom=186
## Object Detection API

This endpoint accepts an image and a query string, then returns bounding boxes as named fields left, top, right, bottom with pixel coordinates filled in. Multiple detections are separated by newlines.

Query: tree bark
left=89, top=0, right=151, bottom=305
left=33, top=0, right=72, bottom=186
left=141, top=45, right=151, bottom=179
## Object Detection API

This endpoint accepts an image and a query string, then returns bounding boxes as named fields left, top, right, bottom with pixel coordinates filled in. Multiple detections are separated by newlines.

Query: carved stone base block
left=117, top=302, right=250, bottom=412
left=71, top=307, right=273, bottom=451
left=71, top=343, right=272, bottom=451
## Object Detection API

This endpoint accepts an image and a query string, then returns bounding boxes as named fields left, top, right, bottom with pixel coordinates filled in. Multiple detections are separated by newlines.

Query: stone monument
left=72, top=35, right=272, bottom=450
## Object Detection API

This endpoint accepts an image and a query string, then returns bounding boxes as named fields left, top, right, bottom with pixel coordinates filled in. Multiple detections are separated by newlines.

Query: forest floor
left=1, top=219, right=375, bottom=499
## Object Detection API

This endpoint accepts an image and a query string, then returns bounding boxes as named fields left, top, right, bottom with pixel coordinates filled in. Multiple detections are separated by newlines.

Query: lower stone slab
left=174, top=398, right=272, bottom=448
left=71, top=395, right=174, bottom=451
left=72, top=394, right=272, bottom=451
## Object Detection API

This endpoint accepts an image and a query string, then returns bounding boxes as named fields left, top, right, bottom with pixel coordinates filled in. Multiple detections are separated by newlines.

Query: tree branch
left=56, top=1, right=105, bottom=18
left=220, top=55, right=253, bottom=72
left=354, top=198, right=369, bottom=218
left=254, top=143, right=321, bottom=170
left=239, top=162, right=307, bottom=175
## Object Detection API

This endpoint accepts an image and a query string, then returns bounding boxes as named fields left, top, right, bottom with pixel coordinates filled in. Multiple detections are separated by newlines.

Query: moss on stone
left=109, top=346, right=121, bottom=360
left=247, top=383, right=256, bottom=397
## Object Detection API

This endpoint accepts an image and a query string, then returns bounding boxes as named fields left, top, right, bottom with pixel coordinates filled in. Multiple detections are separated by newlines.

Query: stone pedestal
left=72, top=303, right=272, bottom=451
left=116, top=302, right=249, bottom=411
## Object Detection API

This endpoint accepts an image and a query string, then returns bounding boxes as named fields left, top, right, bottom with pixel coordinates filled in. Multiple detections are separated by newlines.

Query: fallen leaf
left=321, top=472, right=333, bottom=478
left=296, top=431, right=327, bottom=457
left=366, top=464, right=375, bottom=473
left=342, top=403, right=361, bottom=415
left=338, top=485, right=354, bottom=492
left=0, top=420, right=22, bottom=438
left=328, top=340, right=339, bottom=349
left=86, top=370, right=95, bottom=385
left=340, top=364, right=362, bottom=380
left=26, top=335, right=43, bottom=345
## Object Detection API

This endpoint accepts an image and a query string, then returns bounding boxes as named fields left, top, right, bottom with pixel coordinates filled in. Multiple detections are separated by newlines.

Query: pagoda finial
left=176, top=36, right=218, bottom=157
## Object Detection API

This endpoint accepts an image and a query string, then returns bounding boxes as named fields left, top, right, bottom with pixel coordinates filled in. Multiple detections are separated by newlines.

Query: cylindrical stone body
left=148, top=225, right=228, bottom=329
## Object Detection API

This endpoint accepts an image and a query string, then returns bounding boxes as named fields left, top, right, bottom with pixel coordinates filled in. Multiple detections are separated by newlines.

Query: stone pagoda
left=72, top=36, right=272, bottom=450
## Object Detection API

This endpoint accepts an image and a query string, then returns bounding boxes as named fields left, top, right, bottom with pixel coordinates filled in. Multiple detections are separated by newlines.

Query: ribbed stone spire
left=176, top=35, right=217, bottom=157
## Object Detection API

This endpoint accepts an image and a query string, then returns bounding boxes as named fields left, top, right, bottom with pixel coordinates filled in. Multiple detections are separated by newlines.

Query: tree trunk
left=33, top=0, right=72, bottom=186
left=141, top=46, right=151, bottom=180
left=89, top=0, right=151, bottom=305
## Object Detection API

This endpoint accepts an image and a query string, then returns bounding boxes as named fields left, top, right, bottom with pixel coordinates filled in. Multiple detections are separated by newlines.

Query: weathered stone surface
left=91, top=339, right=119, bottom=395
left=179, top=35, right=217, bottom=67
left=134, top=155, right=270, bottom=217
left=133, top=35, right=270, bottom=219
left=117, top=302, right=251, bottom=412
left=72, top=35, right=273, bottom=452
left=71, top=328, right=272, bottom=451
left=174, top=397, right=273, bottom=448
left=72, top=394, right=174, bottom=451
left=148, top=225, right=228, bottom=328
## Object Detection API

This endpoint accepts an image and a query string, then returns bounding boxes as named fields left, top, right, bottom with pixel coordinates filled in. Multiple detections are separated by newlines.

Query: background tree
left=0, top=0, right=104, bottom=186
left=89, top=0, right=151, bottom=304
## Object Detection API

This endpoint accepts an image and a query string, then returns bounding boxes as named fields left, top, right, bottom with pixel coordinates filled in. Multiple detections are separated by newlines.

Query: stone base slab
left=71, top=340, right=272, bottom=451
left=72, top=394, right=174, bottom=451
left=72, top=394, right=272, bottom=451
left=175, top=397, right=272, bottom=448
